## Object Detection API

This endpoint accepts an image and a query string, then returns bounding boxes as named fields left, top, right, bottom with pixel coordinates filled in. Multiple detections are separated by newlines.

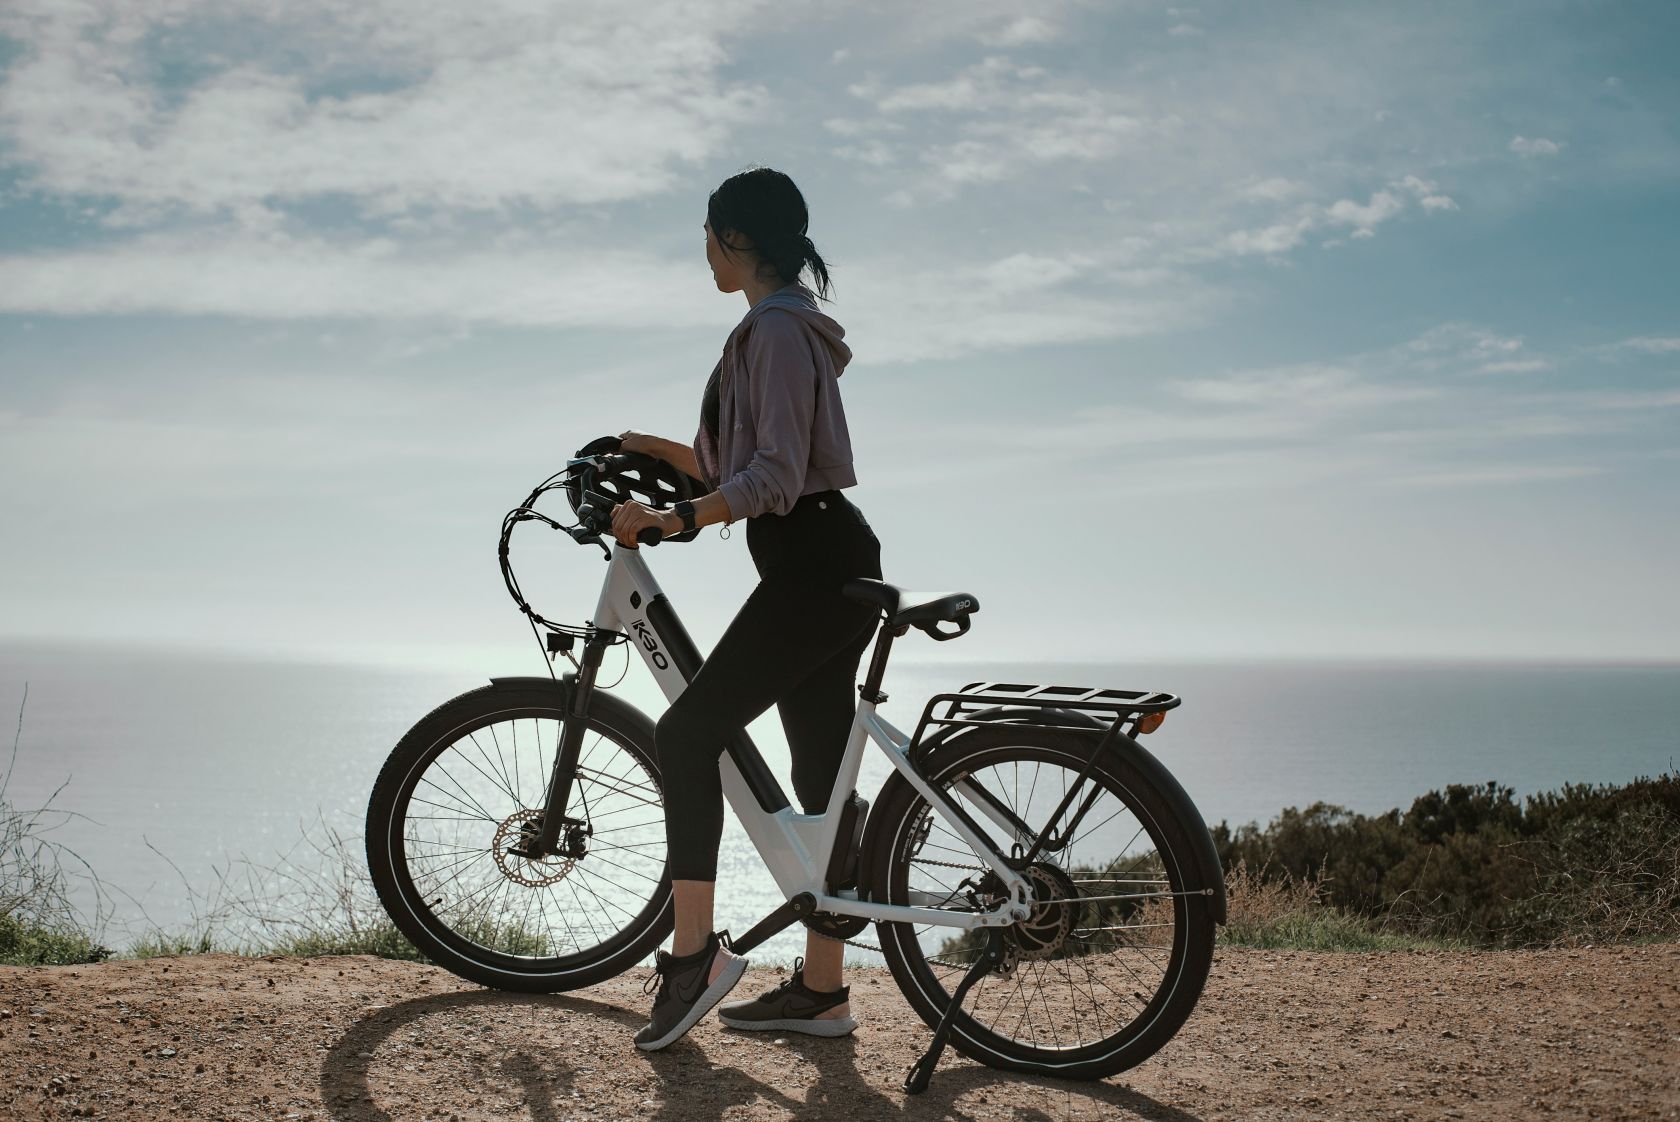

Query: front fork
left=524, top=631, right=616, bottom=859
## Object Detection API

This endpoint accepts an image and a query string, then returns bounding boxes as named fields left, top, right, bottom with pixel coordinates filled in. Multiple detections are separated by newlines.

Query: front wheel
left=869, top=723, right=1217, bottom=1080
left=365, top=680, right=672, bottom=991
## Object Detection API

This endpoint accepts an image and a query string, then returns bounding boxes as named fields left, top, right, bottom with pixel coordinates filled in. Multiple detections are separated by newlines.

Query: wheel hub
left=1006, top=861, right=1082, bottom=960
left=493, top=809, right=578, bottom=887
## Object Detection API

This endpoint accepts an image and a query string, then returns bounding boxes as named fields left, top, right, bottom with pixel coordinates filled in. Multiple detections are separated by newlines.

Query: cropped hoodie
left=693, top=280, right=857, bottom=521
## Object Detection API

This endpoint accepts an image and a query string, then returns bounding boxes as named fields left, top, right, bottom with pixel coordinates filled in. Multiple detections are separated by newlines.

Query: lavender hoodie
left=693, top=280, right=858, bottom=521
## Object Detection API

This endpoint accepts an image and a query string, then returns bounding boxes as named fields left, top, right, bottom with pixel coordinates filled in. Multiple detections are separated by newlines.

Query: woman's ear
left=720, top=227, right=755, bottom=255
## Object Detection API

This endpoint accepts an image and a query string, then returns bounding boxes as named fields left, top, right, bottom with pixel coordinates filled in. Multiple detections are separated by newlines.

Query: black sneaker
left=633, top=930, right=747, bottom=1052
left=717, top=955, right=857, bottom=1037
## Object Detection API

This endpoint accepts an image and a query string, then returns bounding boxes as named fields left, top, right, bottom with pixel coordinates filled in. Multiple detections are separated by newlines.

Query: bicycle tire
left=868, top=723, right=1216, bottom=1080
left=365, top=681, right=672, bottom=992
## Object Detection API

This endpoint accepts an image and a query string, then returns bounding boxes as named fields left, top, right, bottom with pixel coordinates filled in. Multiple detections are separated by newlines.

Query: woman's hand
left=609, top=500, right=679, bottom=548
left=618, top=430, right=662, bottom=459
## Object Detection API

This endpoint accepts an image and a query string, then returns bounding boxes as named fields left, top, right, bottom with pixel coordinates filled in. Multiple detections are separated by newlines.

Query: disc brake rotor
left=1008, top=862, right=1082, bottom=960
left=492, top=809, right=577, bottom=888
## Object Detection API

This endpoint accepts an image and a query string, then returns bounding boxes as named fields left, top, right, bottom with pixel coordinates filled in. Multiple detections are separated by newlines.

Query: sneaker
left=633, top=930, right=748, bottom=1052
left=717, top=956, right=857, bottom=1037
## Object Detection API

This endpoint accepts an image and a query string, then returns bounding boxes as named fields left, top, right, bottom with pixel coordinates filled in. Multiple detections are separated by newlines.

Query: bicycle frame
left=566, top=541, right=1034, bottom=931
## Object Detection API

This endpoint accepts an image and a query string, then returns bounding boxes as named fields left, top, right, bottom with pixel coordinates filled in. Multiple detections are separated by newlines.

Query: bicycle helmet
left=564, top=435, right=706, bottom=543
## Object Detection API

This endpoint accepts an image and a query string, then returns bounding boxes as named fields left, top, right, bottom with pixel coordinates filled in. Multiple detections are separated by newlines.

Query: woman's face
left=704, top=219, right=754, bottom=293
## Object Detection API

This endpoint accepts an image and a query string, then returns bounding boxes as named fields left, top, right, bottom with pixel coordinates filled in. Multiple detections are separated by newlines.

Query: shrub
left=1212, top=773, right=1680, bottom=946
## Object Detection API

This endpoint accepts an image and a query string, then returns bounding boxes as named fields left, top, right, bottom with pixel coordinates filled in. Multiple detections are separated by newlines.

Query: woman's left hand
left=609, top=500, right=678, bottom=548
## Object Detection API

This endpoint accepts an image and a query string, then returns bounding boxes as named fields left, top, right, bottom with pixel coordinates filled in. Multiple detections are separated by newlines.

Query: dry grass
left=1219, top=858, right=1445, bottom=951
left=1, top=686, right=113, bottom=964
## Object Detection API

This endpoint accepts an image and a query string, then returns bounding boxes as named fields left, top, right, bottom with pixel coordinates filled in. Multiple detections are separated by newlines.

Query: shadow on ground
left=321, top=988, right=1201, bottom=1122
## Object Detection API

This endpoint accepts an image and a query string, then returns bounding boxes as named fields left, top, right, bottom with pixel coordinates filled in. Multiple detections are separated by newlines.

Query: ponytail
left=707, top=167, right=835, bottom=301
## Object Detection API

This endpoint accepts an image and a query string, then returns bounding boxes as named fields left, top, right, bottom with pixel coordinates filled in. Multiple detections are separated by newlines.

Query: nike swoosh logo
left=673, top=963, right=710, bottom=1005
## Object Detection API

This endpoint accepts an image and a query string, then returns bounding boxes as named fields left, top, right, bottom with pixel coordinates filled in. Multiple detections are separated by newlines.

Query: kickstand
left=904, top=927, right=1006, bottom=1096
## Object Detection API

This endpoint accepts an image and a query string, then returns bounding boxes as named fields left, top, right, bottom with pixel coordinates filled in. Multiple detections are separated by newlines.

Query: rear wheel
left=869, top=723, right=1216, bottom=1080
left=365, top=682, right=671, bottom=991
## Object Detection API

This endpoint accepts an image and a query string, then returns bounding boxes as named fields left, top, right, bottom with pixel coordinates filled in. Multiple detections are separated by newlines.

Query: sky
left=1, top=0, right=1677, bottom=672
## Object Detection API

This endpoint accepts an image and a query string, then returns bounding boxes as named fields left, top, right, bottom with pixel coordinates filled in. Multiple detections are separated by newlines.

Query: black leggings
left=654, top=489, right=883, bottom=881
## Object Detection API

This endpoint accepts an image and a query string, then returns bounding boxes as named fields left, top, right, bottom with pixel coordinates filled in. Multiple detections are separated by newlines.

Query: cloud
left=1613, top=336, right=1680, bottom=355
left=1218, top=175, right=1455, bottom=256
left=843, top=257, right=1211, bottom=362
left=1477, top=358, right=1549, bottom=374
left=1325, top=188, right=1406, bottom=235
left=1238, top=177, right=1310, bottom=203
left=945, top=321, right=1674, bottom=495
left=1571, top=389, right=1680, bottom=410
left=1509, top=135, right=1563, bottom=157
left=1221, top=215, right=1316, bottom=255
left=1171, top=362, right=1440, bottom=410
left=0, top=231, right=726, bottom=327
left=1406, top=323, right=1525, bottom=364
left=0, top=0, right=769, bottom=217
left=979, top=16, right=1062, bottom=46
left=1385, top=464, right=1602, bottom=488
left=0, top=234, right=1204, bottom=363
left=842, top=56, right=1162, bottom=189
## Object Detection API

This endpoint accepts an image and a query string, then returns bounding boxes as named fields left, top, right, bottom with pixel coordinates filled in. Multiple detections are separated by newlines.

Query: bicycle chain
left=909, top=856, right=986, bottom=872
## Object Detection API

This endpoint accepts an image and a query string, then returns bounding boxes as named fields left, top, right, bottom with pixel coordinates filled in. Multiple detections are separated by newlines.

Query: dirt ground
left=2, top=944, right=1676, bottom=1122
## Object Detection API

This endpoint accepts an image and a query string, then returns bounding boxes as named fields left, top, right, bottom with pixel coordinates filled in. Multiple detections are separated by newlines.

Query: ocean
left=2, top=641, right=1675, bottom=967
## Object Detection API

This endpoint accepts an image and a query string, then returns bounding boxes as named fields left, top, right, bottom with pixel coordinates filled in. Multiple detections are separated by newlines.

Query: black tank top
left=702, top=361, right=721, bottom=444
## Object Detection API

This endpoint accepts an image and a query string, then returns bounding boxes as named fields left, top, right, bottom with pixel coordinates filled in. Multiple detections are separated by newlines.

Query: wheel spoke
left=881, top=733, right=1211, bottom=1064
left=381, top=700, right=670, bottom=970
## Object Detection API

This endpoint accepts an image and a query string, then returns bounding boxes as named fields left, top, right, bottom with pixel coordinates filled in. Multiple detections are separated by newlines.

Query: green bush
left=0, top=910, right=110, bottom=966
left=1212, top=774, right=1680, bottom=947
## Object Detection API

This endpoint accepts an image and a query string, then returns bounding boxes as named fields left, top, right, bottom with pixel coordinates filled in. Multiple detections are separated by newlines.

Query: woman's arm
left=608, top=487, right=733, bottom=547
left=618, top=430, right=701, bottom=481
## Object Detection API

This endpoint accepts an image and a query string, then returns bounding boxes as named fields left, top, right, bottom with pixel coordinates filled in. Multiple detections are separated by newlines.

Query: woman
left=609, top=166, right=883, bottom=1052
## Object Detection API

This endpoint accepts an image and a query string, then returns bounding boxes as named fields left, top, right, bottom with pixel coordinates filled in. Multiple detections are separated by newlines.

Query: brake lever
left=565, top=523, right=612, bottom=560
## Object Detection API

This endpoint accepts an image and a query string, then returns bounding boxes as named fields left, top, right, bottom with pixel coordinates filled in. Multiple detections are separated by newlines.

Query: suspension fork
left=529, top=630, right=616, bottom=857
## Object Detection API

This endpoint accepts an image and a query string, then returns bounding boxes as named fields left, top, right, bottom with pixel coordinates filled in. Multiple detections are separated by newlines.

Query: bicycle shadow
left=698, top=1028, right=1206, bottom=1122
left=320, top=988, right=1202, bottom=1122
left=320, top=988, right=623, bottom=1122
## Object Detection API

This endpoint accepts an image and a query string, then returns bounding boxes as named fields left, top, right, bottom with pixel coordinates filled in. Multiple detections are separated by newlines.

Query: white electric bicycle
left=365, top=438, right=1226, bottom=1093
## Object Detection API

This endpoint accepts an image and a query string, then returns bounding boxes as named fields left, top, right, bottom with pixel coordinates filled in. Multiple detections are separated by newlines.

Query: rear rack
left=908, top=680, right=1182, bottom=752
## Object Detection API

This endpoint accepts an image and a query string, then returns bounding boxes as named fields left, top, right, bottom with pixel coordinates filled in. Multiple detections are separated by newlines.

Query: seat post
left=858, top=622, right=906, bottom=704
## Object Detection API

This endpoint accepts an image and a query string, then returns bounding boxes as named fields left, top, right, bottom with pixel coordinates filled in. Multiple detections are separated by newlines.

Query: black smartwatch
left=674, top=499, right=697, bottom=534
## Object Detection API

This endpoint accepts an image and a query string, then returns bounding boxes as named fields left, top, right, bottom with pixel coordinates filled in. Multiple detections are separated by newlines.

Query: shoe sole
left=717, top=1012, right=858, bottom=1037
left=634, top=951, right=748, bottom=1052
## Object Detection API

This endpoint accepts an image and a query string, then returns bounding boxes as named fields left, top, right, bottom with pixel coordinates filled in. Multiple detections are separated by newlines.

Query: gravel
left=2, top=944, right=1676, bottom=1120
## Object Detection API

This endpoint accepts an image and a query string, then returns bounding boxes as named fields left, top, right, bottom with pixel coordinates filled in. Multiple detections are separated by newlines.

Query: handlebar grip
left=636, top=525, right=663, bottom=547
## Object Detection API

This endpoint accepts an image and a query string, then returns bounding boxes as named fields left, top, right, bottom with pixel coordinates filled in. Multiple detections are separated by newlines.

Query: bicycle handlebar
left=577, top=488, right=664, bottom=548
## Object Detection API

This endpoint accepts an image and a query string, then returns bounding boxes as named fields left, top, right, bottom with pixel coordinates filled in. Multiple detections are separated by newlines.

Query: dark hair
left=707, top=166, right=834, bottom=301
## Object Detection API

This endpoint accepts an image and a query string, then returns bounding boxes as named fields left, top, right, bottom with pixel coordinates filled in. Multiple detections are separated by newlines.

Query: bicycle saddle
left=843, top=577, right=979, bottom=640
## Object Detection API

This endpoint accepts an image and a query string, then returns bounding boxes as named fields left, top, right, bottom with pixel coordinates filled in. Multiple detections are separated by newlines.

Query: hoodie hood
left=726, top=280, right=852, bottom=376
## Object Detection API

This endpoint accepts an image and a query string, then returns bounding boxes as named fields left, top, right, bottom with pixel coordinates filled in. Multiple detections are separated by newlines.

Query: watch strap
left=674, top=500, right=697, bottom=533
